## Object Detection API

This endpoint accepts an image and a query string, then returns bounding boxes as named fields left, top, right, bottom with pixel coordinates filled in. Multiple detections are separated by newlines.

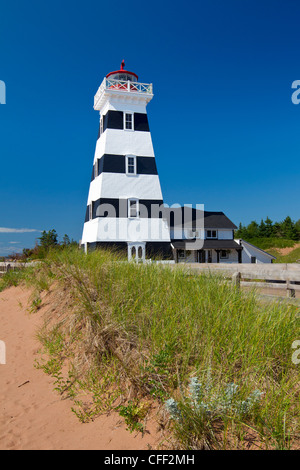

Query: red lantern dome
left=106, top=60, right=138, bottom=82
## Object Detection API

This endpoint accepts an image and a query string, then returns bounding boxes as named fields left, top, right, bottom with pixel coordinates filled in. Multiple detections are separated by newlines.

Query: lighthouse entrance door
left=128, top=242, right=146, bottom=263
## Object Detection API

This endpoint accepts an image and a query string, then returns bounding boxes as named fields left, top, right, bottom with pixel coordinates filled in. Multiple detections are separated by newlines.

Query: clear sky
left=1, top=0, right=300, bottom=256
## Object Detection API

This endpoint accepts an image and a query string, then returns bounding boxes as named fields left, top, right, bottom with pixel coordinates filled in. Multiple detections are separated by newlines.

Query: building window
left=251, top=256, right=256, bottom=264
left=206, top=230, right=217, bottom=239
left=94, top=160, right=98, bottom=178
left=126, top=155, right=137, bottom=175
left=89, top=203, right=93, bottom=221
left=220, top=250, right=229, bottom=259
left=124, top=112, right=133, bottom=130
left=178, top=250, right=186, bottom=260
left=128, top=198, right=139, bottom=218
left=100, top=116, right=104, bottom=135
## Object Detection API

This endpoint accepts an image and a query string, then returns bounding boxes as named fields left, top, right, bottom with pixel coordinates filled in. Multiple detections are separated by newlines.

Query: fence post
left=287, top=281, right=296, bottom=298
left=232, top=272, right=241, bottom=289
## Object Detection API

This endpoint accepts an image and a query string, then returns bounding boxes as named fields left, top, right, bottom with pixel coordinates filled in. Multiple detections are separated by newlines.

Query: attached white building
left=161, top=207, right=275, bottom=264
left=235, top=239, right=276, bottom=264
left=163, top=206, right=243, bottom=263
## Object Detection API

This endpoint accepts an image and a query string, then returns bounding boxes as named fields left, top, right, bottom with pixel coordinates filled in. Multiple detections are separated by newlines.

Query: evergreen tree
left=62, top=234, right=71, bottom=246
left=247, top=220, right=260, bottom=238
left=281, top=216, right=298, bottom=240
left=258, top=219, right=267, bottom=238
left=235, top=222, right=246, bottom=238
left=264, top=217, right=273, bottom=238
left=39, top=229, right=58, bottom=249
left=295, top=219, right=300, bottom=239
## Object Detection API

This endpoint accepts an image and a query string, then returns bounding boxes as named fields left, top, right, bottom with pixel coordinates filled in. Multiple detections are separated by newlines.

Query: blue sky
left=1, top=0, right=300, bottom=256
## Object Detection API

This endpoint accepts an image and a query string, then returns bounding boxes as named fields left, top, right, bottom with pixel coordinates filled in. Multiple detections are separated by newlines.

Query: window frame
left=128, top=198, right=139, bottom=218
left=206, top=230, right=218, bottom=239
left=124, top=112, right=134, bottom=131
left=126, top=155, right=137, bottom=176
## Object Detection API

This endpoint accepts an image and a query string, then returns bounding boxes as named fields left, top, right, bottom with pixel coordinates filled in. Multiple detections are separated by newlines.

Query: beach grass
left=2, top=246, right=299, bottom=449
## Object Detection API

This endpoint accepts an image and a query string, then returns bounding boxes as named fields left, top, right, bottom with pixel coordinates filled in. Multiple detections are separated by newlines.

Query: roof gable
left=163, top=207, right=237, bottom=230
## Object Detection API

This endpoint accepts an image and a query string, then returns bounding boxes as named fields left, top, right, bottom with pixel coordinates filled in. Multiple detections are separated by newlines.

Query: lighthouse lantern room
left=81, top=62, right=171, bottom=261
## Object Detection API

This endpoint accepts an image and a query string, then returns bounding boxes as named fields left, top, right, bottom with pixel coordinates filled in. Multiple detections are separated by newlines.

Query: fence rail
left=0, top=261, right=36, bottom=275
left=178, top=263, right=300, bottom=298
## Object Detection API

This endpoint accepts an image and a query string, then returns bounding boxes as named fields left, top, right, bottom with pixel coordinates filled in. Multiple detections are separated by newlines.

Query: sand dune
left=0, top=286, right=159, bottom=450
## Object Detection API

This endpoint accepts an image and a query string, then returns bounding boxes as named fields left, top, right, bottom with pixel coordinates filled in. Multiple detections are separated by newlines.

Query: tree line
left=13, top=230, right=78, bottom=260
left=235, top=216, right=300, bottom=241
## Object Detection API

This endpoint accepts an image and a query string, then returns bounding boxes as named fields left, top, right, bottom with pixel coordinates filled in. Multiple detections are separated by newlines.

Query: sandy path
left=0, top=286, right=160, bottom=450
left=277, top=242, right=300, bottom=256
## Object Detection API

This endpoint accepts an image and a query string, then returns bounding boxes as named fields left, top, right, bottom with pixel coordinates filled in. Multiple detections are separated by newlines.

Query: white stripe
left=82, top=217, right=171, bottom=243
left=88, top=173, right=163, bottom=203
left=95, top=129, right=155, bottom=159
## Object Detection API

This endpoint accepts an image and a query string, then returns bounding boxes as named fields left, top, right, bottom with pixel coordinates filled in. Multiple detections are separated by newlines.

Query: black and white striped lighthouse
left=81, top=62, right=171, bottom=261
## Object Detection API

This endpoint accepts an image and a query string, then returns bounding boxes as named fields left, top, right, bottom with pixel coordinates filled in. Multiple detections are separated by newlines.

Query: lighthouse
left=81, top=61, right=172, bottom=261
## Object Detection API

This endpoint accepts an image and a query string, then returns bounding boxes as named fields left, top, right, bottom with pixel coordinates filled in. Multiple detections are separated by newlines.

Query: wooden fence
left=177, top=263, right=300, bottom=298
left=0, top=262, right=35, bottom=276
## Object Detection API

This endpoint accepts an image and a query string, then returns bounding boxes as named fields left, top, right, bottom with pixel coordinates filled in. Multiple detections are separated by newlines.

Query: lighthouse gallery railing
left=94, top=78, right=153, bottom=107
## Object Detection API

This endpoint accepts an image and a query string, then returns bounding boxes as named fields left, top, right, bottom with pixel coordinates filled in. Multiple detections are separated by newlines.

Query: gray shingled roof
left=162, top=207, right=237, bottom=230
left=172, top=239, right=242, bottom=250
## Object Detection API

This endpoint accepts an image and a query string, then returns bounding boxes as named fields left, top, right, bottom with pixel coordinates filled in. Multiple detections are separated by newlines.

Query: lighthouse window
left=128, top=198, right=139, bottom=218
left=126, top=155, right=137, bottom=175
left=124, top=113, right=133, bottom=130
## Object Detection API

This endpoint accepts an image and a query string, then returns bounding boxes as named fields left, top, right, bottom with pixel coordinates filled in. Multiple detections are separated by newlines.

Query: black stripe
left=103, top=110, right=123, bottom=131
left=137, top=156, right=157, bottom=174
left=145, top=242, right=173, bottom=259
left=100, top=154, right=126, bottom=174
left=87, top=198, right=164, bottom=219
left=84, top=206, right=89, bottom=223
left=134, top=113, right=150, bottom=132
left=87, top=241, right=128, bottom=252
left=98, top=110, right=150, bottom=135
left=86, top=241, right=172, bottom=260
left=91, top=155, right=158, bottom=179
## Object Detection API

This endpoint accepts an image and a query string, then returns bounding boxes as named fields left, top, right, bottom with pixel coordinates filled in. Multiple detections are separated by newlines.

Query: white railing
left=94, top=78, right=153, bottom=108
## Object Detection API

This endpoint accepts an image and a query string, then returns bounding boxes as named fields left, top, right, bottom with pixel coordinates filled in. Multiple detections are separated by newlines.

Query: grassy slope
left=243, top=238, right=295, bottom=250
left=1, top=248, right=299, bottom=449
left=241, top=238, right=300, bottom=263
left=271, top=246, right=300, bottom=264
